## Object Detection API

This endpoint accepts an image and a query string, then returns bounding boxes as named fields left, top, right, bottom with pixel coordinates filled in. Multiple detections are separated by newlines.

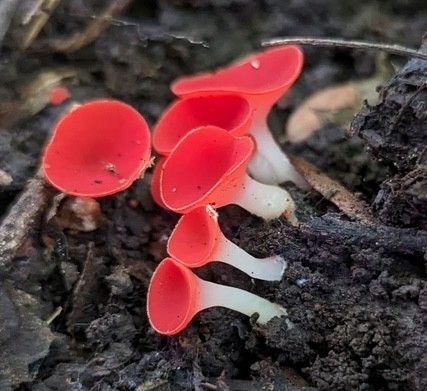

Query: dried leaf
left=286, top=76, right=385, bottom=143
left=0, top=169, right=13, bottom=186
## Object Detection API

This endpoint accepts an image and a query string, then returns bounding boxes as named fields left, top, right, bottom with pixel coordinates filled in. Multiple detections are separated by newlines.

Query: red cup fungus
left=168, top=205, right=287, bottom=281
left=159, top=125, right=297, bottom=222
left=42, top=99, right=152, bottom=197
left=48, top=85, right=70, bottom=106
left=150, top=156, right=168, bottom=208
left=147, top=257, right=289, bottom=335
left=153, top=94, right=252, bottom=156
left=171, top=45, right=308, bottom=187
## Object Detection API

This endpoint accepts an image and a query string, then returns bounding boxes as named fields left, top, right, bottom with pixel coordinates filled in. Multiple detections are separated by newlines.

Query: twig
left=0, top=0, right=19, bottom=48
left=262, top=37, right=427, bottom=61
left=17, top=0, right=61, bottom=50
left=290, top=156, right=376, bottom=225
left=48, top=0, right=133, bottom=52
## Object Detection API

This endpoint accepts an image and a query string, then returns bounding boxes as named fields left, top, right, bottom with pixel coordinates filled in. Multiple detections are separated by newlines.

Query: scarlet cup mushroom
left=147, top=257, right=289, bottom=335
left=159, top=125, right=297, bottom=223
left=153, top=94, right=252, bottom=156
left=168, top=205, right=287, bottom=281
left=150, top=156, right=168, bottom=208
left=171, top=45, right=307, bottom=187
left=42, top=99, right=151, bottom=197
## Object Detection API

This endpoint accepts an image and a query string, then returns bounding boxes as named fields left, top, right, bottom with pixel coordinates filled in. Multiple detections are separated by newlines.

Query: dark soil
left=0, top=1, right=427, bottom=390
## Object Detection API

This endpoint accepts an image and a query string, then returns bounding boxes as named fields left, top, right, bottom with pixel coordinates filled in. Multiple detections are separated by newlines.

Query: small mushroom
left=167, top=205, right=287, bottom=281
left=159, top=125, right=297, bottom=223
left=56, top=196, right=103, bottom=232
left=42, top=99, right=152, bottom=197
left=48, top=85, right=70, bottom=106
left=171, top=45, right=307, bottom=187
left=147, top=257, right=289, bottom=335
left=153, top=94, right=252, bottom=156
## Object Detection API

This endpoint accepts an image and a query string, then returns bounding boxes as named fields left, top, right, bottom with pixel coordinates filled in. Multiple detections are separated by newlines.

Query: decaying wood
left=350, top=36, right=427, bottom=228
left=202, top=378, right=319, bottom=391
left=0, top=170, right=51, bottom=273
left=302, top=214, right=427, bottom=258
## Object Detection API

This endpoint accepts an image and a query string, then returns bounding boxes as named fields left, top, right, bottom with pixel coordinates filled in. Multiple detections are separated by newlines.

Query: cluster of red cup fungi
left=148, top=45, right=305, bottom=335
left=40, top=45, right=304, bottom=336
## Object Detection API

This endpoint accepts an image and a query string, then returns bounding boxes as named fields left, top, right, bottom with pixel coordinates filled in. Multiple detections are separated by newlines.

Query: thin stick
left=262, top=37, right=427, bottom=61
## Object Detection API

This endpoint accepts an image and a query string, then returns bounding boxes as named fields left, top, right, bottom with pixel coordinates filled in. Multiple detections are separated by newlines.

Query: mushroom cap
left=147, top=257, right=196, bottom=335
left=42, top=99, right=151, bottom=197
left=160, top=125, right=254, bottom=213
left=153, top=94, right=252, bottom=155
left=167, top=206, right=219, bottom=267
left=171, top=45, right=303, bottom=104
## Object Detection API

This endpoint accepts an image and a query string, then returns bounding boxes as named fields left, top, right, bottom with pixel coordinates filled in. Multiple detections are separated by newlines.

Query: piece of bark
left=351, top=36, right=427, bottom=228
left=202, top=378, right=318, bottom=391
left=302, top=214, right=427, bottom=258
left=0, top=170, right=51, bottom=274
left=0, top=283, right=56, bottom=387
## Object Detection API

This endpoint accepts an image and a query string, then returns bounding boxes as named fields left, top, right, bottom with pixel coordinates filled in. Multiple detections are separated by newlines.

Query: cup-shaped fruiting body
left=42, top=99, right=152, bottom=197
left=153, top=94, right=252, bottom=155
left=171, top=45, right=307, bottom=187
left=150, top=157, right=168, bottom=208
left=168, top=206, right=287, bottom=281
left=147, top=257, right=289, bottom=335
left=159, top=126, right=297, bottom=223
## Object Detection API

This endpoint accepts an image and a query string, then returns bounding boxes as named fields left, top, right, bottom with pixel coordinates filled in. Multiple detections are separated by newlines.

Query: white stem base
left=197, top=278, right=290, bottom=326
left=215, top=236, right=287, bottom=281
left=234, top=175, right=297, bottom=223
left=249, top=123, right=309, bottom=189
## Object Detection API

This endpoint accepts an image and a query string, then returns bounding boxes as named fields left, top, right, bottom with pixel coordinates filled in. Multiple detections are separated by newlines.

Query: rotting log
left=351, top=34, right=427, bottom=228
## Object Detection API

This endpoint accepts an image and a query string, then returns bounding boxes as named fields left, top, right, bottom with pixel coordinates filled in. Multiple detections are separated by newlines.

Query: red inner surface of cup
left=42, top=99, right=151, bottom=197
left=153, top=94, right=252, bottom=155
left=160, top=126, right=253, bottom=212
left=147, top=258, right=196, bottom=335
left=168, top=207, right=218, bottom=267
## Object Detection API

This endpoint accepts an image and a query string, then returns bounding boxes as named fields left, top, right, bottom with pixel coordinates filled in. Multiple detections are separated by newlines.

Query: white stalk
left=196, top=278, right=291, bottom=326
left=234, top=175, right=298, bottom=224
left=247, top=151, right=279, bottom=185
left=248, top=121, right=309, bottom=189
left=214, top=235, right=287, bottom=281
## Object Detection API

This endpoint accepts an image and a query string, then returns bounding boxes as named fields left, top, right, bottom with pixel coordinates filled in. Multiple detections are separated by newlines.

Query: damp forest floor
left=1, top=1, right=427, bottom=390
